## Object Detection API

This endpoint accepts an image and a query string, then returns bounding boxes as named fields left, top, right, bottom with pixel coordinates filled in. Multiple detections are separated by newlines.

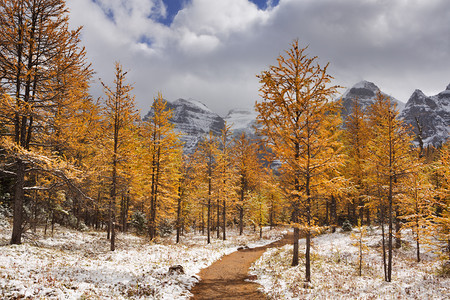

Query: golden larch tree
left=0, top=0, right=92, bottom=244
left=365, top=92, right=417, bottom=281
left=101, top=62, right=139, bottom=251
left=255, top=40, right=342, bottom=282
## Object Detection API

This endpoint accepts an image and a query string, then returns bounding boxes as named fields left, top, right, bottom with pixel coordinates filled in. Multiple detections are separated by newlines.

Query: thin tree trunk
left=239, top=206, right=244, bottom=235
left=380, top=206, right=387, bottom=281
left=176, top=185, right=182, bottom=244
left=216, top=199, right=220, bottom=239
left=222, top=198, right=226, bottom=240
left=395, top=206, right=401, bottom=249
left=387, top=176, right=393, bottom=282
left=292, top=206, right=299, bottom=266
left=11, top=159, right=25, bottom=245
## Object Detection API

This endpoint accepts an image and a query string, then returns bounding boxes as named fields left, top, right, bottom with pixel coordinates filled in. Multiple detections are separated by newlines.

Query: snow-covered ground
left=250, top=227, right=450, bottom=299
left=0, top=217, right=284, bottom=299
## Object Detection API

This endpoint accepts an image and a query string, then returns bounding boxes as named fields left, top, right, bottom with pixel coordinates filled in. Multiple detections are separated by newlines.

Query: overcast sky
left=66, top=0, right=450, bottom=116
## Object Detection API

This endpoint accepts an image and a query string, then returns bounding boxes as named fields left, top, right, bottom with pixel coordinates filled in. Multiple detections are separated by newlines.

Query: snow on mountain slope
left=143, top=98, right=225, bottom=153
left=340, top=80, right=405, bottom=119
left=223, top=108, right=258, bottom=138
left=400, top=84, right=450, bottom=146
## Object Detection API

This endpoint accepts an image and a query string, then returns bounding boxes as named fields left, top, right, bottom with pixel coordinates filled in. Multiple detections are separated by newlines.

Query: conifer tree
left=138, top=93, right=182, bottom=240
left=0, top=0, right=92, bottom=244
left=434, top=142, right=450, bottom=261
left=233, top=132, right=261, bottom=235
left=400, top=164, right=434, bottom=262
left=194, top=132, right=218, bottom=244
left=215, top=123, right=235, bottom=240
left=255, top=40, right=342, bottom=282
left=365, top=92, right=416, bottom=281
left=344, top=98, right=371, bottom=225
left=101, top=62, right=139, bottom=251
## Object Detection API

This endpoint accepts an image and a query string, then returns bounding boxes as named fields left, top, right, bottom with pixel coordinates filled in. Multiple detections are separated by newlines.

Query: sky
left=66, top=0, right=450, bottom=116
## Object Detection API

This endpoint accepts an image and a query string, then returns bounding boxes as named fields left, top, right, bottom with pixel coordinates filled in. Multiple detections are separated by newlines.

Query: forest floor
left=250, top=227, right=450, bottom=299
left=0, top=213, right=285, bottom=299
left=1, top=210, right=449, bottom=299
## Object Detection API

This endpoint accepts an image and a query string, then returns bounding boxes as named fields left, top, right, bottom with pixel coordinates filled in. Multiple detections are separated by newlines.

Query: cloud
left=66, top=0, right=450, bottom=115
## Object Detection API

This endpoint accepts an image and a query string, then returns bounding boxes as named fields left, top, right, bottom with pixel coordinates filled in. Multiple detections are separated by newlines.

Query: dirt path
left=190, top=232, right=293, bottom=300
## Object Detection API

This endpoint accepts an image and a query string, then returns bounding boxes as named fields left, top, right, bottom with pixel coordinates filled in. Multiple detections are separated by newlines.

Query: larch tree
left=0, top=0, right=92, bottom=244
left=233, top=132, right=261, bottom=235
left=101, top=62, right=139, bottom=251
left=399, top=163, right=435, bottom=262
left=434, top=142, right=450, bottom=261
left=138, top=93, right=182, bottom=240
left=215, top=123, right=235, bottom=240
left=365, top=92, right=416, bottom=282
left=255, top=40, right=342, bottom=282
left=343, top=97, right=371, bottom=225
left=194, top=132, right=219, bottom=244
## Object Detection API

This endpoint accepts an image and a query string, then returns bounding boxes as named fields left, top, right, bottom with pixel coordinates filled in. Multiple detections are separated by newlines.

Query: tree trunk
left=216, top=199, right=220, bottom=239
left=395, top=206, right=401, bottom=249
left=11, top=159, right=25, bottom=245
left=207, top=198, right=211, bottom=244
left=380, top=206, right=387, bottom=281
left=222, top=198, right=226, bottom=240
left=387, top=176, right=393, bottom=282
left=292, top=207, right=299, bottom=266
left=239, top=206, right=244, bottom=235
left=305, top=194, right=311, bottom=282
left=176, top=186, right=182, bottom=244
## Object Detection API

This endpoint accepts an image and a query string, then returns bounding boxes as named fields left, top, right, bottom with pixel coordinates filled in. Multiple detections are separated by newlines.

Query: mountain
left=400, top=84, right=450, bottom=146
left=143, top=98, right=225, bottom=153
left=143, top=81, right=449, bottom=153
left=223, top=108, right=258, bottom=138
left=340, top=80, right=405, bottom=119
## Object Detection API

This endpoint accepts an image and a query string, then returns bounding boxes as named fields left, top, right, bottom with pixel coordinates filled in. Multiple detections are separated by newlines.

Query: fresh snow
left=0, top=219, right=284, bottom=299
left=250, top=227, right=450, bottom=299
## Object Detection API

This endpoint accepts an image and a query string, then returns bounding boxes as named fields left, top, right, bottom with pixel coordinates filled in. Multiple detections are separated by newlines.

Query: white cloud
left=66, top=0, right=450, bottom=115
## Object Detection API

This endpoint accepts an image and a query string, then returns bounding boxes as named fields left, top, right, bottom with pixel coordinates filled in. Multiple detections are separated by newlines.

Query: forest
left=0, top=0, right=449, bottom=299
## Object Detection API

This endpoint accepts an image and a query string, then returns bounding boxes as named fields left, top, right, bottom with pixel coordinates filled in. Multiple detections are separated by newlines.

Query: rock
left=237, top=245, right=249, bottom=250
left=247, top=275, right=257, bottom=281
left=168, top=265, right=184, bottom=275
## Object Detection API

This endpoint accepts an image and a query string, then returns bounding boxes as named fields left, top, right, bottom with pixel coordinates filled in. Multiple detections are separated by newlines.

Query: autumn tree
left=343, top=97, right=371, bottom=225
left=0, top=0, right=92, bottom=244
left=434, top=142, right=450, bottom=261
left=255, top=40, right=342, bottom=282
left=138, top=93, right=182, bottom=240
left=365, top=92, right=416, bottom=281
left=399, top=164, right=435, bottom=262
left=194, top=132, right=218, bottom=244
left=214, top=123, right=235, bottom=240
left=233, top=132, right=262, bottom=234
left=101, top=62, right=139, bottom=251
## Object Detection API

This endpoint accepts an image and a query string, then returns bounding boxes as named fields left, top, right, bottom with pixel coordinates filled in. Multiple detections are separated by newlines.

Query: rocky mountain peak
left=341, top=80, right=403, bottom=118
left=400, top=86, right=450, bottom=146
left=144, top=98, right=224, bottom=153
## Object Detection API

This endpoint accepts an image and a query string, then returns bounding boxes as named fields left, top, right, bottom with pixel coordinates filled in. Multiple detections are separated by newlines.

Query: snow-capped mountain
left=223, top=108, right=258, bottom=138
left=143, top=98, right=225, bottom=153
left=143, top=81, right=449, bottom=153
left=400, top=84, right=450, bottom=146
left=340, top=80, right=405, bottom=119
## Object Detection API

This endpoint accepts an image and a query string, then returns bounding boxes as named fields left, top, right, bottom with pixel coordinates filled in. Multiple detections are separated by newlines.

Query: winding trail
left=190, top=232, right=293, bottom=299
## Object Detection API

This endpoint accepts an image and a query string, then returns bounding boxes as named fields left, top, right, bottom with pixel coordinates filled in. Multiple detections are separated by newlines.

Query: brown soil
left=190, top=232, right=293, bottom=300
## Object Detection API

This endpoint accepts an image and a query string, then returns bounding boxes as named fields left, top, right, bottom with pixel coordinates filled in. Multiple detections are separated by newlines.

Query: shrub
left=342, top=219, right=352, bottom=232
left=131, top=211, right=147, bottom=235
